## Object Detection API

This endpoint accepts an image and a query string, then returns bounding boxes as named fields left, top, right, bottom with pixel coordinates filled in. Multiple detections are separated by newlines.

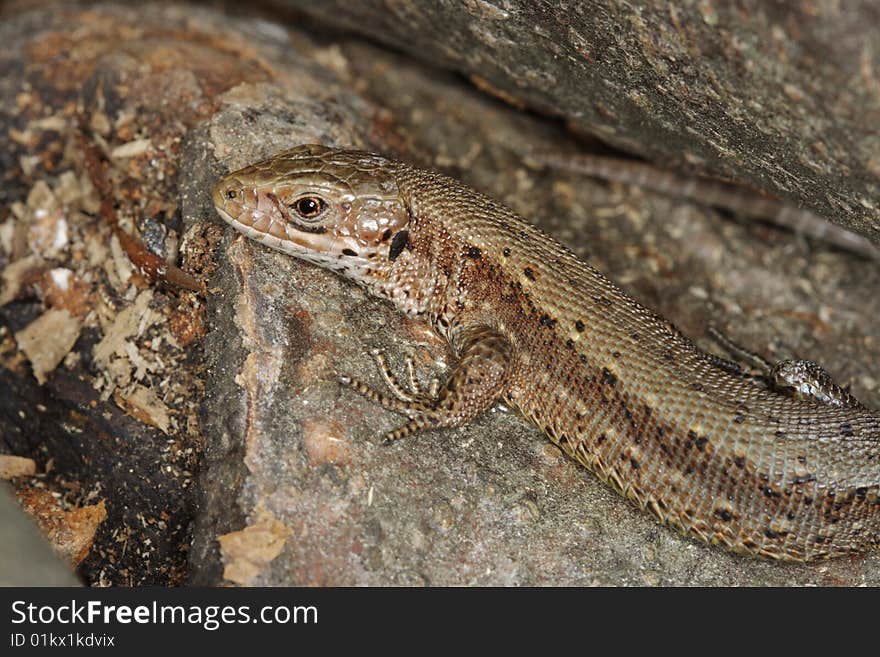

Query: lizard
left=212, top=144, right=880, bottom=562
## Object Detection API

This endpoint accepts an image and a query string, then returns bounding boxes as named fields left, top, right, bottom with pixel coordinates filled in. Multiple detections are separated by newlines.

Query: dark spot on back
left=502, top=247, right=511, bottom=257
left=575, top=320, right=585, bottom=332
left=762, top=487, right=782, bottom=499
left=466, top=246, right=482, bottom=260
left=381, top=228, right=393, bottom=241
left=342, top=248, right=358, bottom=257
left=523, top=267, right=536, bottom=281
left=714, top=508, right=733, bottom=522
left=601, top=368, right=618, bottom=387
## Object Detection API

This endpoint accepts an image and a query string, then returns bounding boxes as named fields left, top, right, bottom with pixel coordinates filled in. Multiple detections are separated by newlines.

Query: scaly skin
left=213, top=144, right=880, bottom=561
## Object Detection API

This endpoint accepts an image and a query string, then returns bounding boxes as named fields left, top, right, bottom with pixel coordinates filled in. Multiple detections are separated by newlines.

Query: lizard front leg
left=340, top=325, right=514, bottom=443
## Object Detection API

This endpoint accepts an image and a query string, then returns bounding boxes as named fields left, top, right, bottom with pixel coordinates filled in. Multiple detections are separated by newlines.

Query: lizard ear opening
left=388, top=230, right=409, bottom=261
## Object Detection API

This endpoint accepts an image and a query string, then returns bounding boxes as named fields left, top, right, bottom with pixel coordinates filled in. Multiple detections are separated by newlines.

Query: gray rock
left=187, top=38, right=880, bottom=584
left=0, top=485, right=80, bottom=587
left=284, top=0, right=880, bottom=244
left=1, top=2, right=876, bottom=586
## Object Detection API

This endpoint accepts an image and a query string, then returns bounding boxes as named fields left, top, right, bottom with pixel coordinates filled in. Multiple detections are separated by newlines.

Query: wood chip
left=0, top=254, right=43, bottom=306
left=0, top=454, right=37, bottom=479
left=37, top=267, right=92, bottom=318
left=15, top=308, right=83, bottom=384
left=16, top=487, right=107, bottom=566
left=93, top=289, right=154, bottom=366
left=24, top=180, right=67, bottom=257
left=218, top=508, right=292, bottom=586
left=110, top=138, right=152, bottom=159
left=114, top=384, right=171, bottom=433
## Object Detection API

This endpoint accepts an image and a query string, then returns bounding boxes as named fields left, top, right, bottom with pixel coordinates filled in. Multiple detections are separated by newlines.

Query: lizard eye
left=291, top=196, right=328, bottom=220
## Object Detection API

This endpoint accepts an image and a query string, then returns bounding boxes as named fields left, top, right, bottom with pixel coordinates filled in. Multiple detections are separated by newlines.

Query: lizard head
left=212, top=144, right=411, bottom=282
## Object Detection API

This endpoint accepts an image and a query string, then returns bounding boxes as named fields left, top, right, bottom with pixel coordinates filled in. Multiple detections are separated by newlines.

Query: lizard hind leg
left=707, top=326, right=863, bottom=409
left=769, top=359, right=864, bottom=409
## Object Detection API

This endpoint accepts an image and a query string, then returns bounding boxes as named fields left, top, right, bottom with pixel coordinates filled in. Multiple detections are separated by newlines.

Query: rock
left=284, top=0, right=880, bottom=244
left=185, top=23, right=880, bottom=583
left=0, top=485, right=80, bottom=586
left=1, top=2, right=877, bottom=586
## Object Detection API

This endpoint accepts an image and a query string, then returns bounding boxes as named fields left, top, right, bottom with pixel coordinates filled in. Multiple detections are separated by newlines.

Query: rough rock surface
left=188, top=21, right=880, bottom=583
left=0, top=2, right=877, bottom=586
left=282, top=0, right=880, bottom=244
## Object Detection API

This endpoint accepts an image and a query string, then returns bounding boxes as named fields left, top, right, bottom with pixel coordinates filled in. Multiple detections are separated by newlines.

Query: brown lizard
left=213, top=144, right=880, bottom=561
